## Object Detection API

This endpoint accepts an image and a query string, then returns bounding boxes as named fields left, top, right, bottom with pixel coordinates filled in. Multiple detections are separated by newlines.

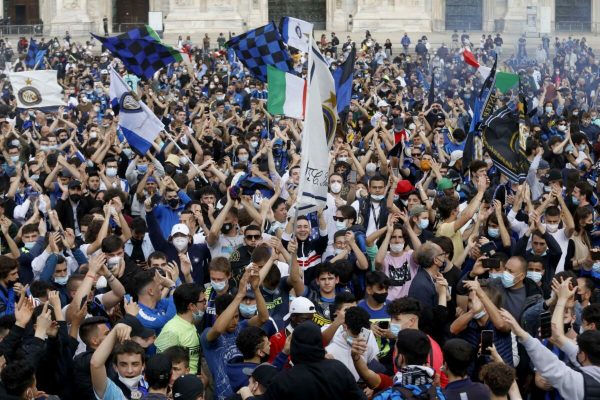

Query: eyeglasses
left=245, top=234, right=261, bottom=240
left=333, top=216, right=346, bottom=222
left=411, top=153, right=422, bottom=158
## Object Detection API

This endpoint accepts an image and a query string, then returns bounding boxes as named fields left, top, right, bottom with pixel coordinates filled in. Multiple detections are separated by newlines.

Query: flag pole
left=163, top=131, right=208, bottom=183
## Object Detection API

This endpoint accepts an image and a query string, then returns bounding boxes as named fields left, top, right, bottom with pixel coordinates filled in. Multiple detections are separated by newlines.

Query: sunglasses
left=333, top=216, right=346, bottom=222
left=245, top=234, right=261, bottom=240
left=411, top=153, right=422, bottom=158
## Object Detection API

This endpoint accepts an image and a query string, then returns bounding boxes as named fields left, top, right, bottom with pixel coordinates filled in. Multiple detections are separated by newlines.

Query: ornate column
left=353, top=0, right=432, bottom=32
left=503, top=0, right=527, bottom=33
left=164, top=0, right=244, bottom=35
left=49, top=0, right=93, bottom=36
left=432, top=0, right=444, bottom=32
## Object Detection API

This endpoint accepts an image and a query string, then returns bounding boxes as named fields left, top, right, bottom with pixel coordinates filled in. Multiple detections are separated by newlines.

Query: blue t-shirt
left=200, top=319, right=249, bottom=400
left=136, top=297, right=177, bottom=336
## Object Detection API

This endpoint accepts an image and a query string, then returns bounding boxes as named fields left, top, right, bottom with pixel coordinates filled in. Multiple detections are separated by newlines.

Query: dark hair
left=387, top=297, right=422, bottom=318
left=315, top=263, right=338, bottom=279
left=545, top=205, right=561, bottom=218
left=443, top=339, right=474, bottom=377
left=583, top=304, right=600, bottom=330
left=148, top=251, right=167, bottom=263
left=29, top=280, right=53, bottom=298
left=365, top=271, right=390, bottom=288
left=368, top=175, right=386, bottom=187
left=101, top=234, right=124, bottom=253
left=133, top=270, right=157, bottom=298
left=437, top=196, right=459, bottom=220
left=163, top=345, right=190, bottom=368
left=396, top=329, right=431, bottom=365
left=344, top=306, right=371, bottom=335
left=131, top=217, right=148, bottom=234
left=579, top=329, right=600, bottom=365
left=215, top=293, right=234, bottom=315
left=1, top=360, right=36, bottom=396
left=21, top=223, right=39, bottom=236
left=469, top=160, right=487, bottom=174
left=236, top=326, right=267, bottom=359
left=337, top=205, right=357, bottom=225
left=334, top=291, right=356, bottom=312
left=244, top=224, right=262, bottom=235
left=480, top=362, right=516, bottom=396
left=113, top=340, right=145, bottom=365
left=430, top=236, right=454, bottom=262
left=574, top=206, right=593, bottom=233
left=251, top=246, right=271, bottom=264
left=173, top=283, right=202, bottom=314
left=0, top=256, right=18, bottom=280
left=575, top=181, right=594, bottom=202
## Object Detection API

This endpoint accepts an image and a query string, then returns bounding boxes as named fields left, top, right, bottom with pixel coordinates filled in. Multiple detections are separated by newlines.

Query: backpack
left=375, top=384, right=445, bottom=400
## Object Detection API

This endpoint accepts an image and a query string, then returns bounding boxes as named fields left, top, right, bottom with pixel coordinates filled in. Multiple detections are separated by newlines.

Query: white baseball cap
left=170, top=223, right=190, bottom=237
left=448, top=150, right=464, bottom=167
left=283, top=297, right=316, bottom=321
left=377, top=99, right=390, bottom=108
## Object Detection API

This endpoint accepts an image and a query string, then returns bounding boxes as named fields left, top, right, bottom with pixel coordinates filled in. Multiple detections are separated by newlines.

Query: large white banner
left=10, top=70, right=65, bottom=109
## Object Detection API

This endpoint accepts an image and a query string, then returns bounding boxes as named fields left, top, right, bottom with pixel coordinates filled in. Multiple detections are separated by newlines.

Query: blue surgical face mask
left=473, top=310, right=487, bottom=320
left=527, top=271, right=543, bottom=283
left=210, top=280, right=227, bottom=292
left=501, top=271, right=516, bottom=288
left=335, top=220, right=347, bottom=230
left=192, top=309, right=204, bottom=321
left=593, top=262, right=600, bottom=273
left=390, top=323, right=401, bottom=337
left=239, top=303, right=257, bottom=318
left=418, top=219, right=429, bottom=230
left=54, top=275, right=68, bottom=286
left=572, top=195, right=580, bottom=205
left=371, top=194, right=385, bottom=201
left=137, top=164, right=148, bottom=173
left=487, top=227, right=500, bottom=238
left=23, top=241, right=35, bottom=250
left=489, top=272, right=503, bottom=280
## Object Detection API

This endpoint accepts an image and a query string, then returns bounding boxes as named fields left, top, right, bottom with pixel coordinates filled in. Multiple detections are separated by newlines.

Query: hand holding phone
left=540, top=311, right=552, bottom=338
left=480, top=330, right=493, bottom=356
left=359, top=327, right=371, bottom=343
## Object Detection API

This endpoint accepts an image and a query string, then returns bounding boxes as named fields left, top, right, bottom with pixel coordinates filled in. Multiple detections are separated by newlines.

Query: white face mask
left=172, top=237, right=189, bottom=252
left=330, top=182, right=342, bottom=194
left=118, top=373, right=143, bottom=389
left=390, top=242, right=404, bottom=253
left=106, top=167, right=118, bottom=177
left=545, top=223, right=559, bottom=233
left=238, top=154, right=249, bottom=162
left=107, top=256, right=121, bottom=271
left=335, top=220, right=347, bottom=230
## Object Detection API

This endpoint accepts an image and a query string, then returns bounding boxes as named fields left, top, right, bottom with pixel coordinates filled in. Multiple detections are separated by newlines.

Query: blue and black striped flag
left=92, top=26, right=183, bottom=79
left=225, top=22, right=293, bottom=83
left=333, top=46, right=355, bottom=114
left=25, top=39, right=46, bottom=69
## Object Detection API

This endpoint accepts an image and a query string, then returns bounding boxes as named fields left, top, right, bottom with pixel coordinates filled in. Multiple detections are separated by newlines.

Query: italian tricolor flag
left=267, top=65, right=307, bottom=119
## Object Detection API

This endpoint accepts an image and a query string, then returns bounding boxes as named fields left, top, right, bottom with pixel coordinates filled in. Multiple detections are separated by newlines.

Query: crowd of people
left=0, top=25, right=596, bottom=400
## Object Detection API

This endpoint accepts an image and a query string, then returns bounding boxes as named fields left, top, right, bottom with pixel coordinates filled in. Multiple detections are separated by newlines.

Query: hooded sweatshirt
left=261, top=322, right=366, bottom=400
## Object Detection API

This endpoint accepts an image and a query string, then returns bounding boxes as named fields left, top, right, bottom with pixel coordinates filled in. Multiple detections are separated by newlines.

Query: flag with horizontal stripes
left=92, top=26, right=182, bottom=79
left=267, top=65, right=306, bottom=119
left=225, top=22, right=294, bottom=83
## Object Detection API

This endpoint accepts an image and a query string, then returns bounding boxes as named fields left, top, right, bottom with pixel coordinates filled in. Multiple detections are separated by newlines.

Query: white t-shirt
left=324, top=325, right=379, bottom=381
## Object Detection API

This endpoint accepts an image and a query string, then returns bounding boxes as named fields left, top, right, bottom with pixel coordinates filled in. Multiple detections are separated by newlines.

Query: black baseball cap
left=145, top=353, right=171, bottom=385
left=67, top=179, right=82, bottom=189
left=172, top=374, right=204, bottom=400
left=546, top=168, right=562, bottom=183
left=242, top=363, right=278, bottom=388
left=119, top=314, right=155, bottom=339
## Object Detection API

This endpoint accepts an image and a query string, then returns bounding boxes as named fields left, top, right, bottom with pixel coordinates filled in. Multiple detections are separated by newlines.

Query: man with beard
left=55, top=180, right=98, bottom=236
left=0, top=256, right=19, bottom=316
left=229, top=225, right=262, bottom=282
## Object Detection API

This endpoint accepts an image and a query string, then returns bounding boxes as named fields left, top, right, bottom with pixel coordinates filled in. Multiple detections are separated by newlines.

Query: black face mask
left=221, top=223, right=233, bottom=234
left=259, top=352, right=269, bottom=363
left=585, top=223, right=594, bottom=233
left=372, top=292, right=388, bottom=304
left=130, top=237, right=144, bottom=246
left=168, top=198, right=180, bottom=209
left=70, top=194, right=81, bottom=203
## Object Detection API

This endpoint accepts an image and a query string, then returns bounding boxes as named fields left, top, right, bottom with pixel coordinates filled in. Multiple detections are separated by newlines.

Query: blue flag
left=25, top=39, right=46, bottom=69
left=463, top=56, right=497, bottom=173
left=225, top=22, right=293, bottom=83
left=333, top=47, right=355, bottom=114
left=92, top=26, right=183, bottom=79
